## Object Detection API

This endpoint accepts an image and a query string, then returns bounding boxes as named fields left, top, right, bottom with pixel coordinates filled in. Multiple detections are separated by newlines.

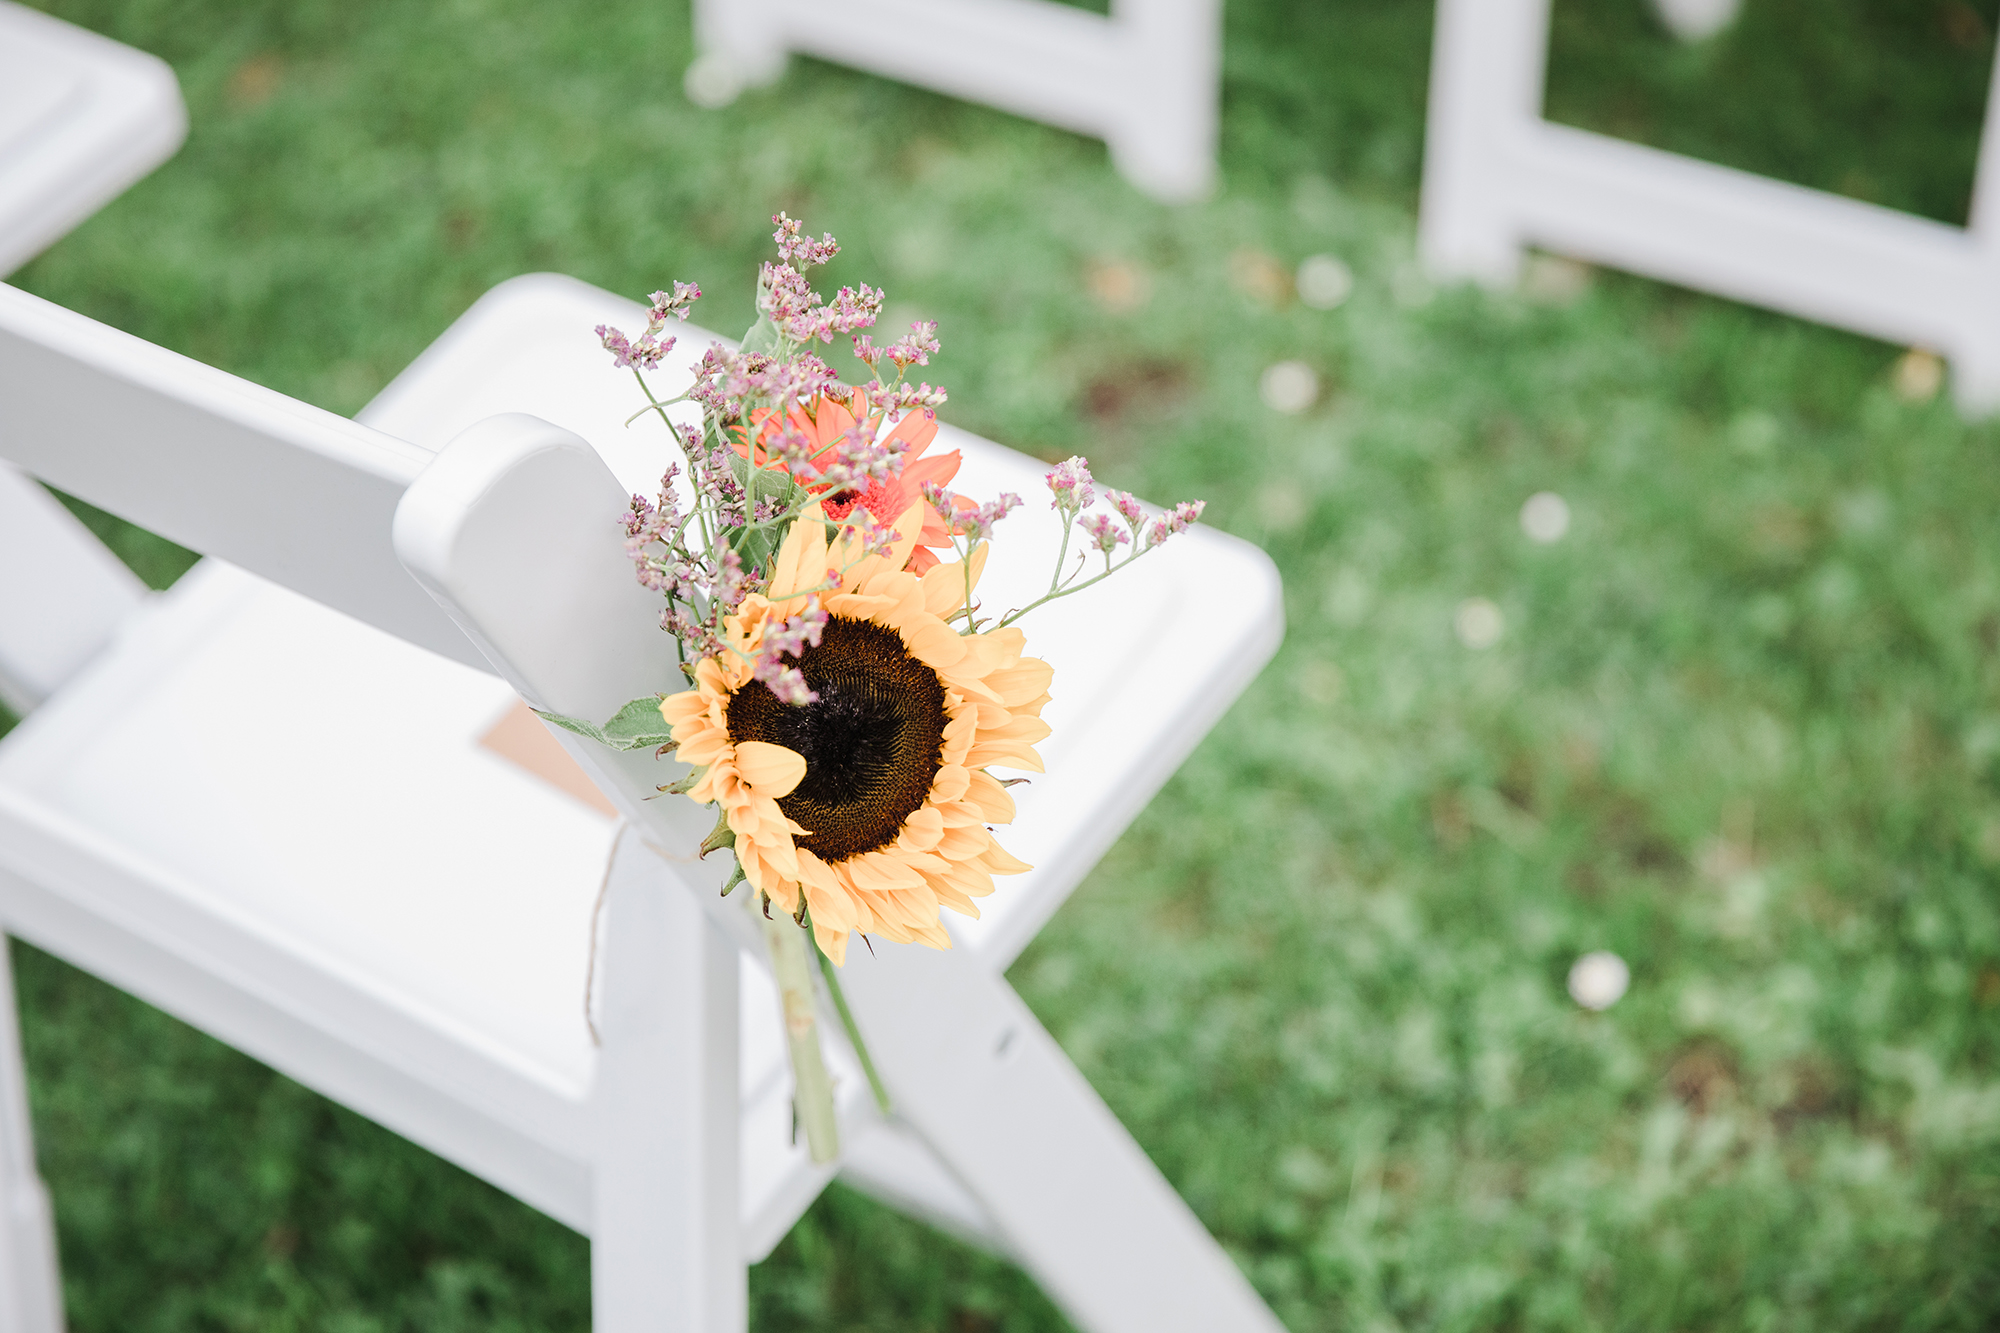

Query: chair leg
left=590, top=828, right=744, bottom=1333
left=836, top=944, right=1284, bottom=1333
left=1106, top=0, right=1221, bottom=204
left=690, top=0, right=787, bottom=86
left=1417, top=0, right=1550, bottom=285
left=0, top=942, right=61, bottom=1333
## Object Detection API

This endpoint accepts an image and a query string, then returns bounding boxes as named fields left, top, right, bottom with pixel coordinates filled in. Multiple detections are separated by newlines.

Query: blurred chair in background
left=1419, top=0, right=2000, bottom=414
left=0, top=1, right=183, bottom=278
left=0, top=273, right=1285, bottom=1332
left=686, top=0, right=1218, bottom=202
left=1649, top=0, right=1741, bottom=42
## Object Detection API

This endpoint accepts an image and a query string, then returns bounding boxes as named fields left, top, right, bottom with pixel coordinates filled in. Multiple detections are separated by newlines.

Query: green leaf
left=531, top=709, right=609, bottom=747
left=725, top=451, right=814, bottom=572
left=739, top=312, right=782, bottom=357
left=601, top=695, right=677, bottom=750
left=699, top=808, right=736, bottom=858
left=534, top=697, right=677, bottom=752
left=658, top=765, right=707, bottom=796
left=729, top=450, right=812, bottom=508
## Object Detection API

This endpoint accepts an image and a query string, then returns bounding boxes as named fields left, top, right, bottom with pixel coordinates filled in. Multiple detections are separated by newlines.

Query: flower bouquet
left=543, top=215, right=1205, bottom=1162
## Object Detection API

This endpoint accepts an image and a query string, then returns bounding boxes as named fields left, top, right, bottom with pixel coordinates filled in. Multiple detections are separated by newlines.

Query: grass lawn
left=7, top=0, right=2000, bottom=1328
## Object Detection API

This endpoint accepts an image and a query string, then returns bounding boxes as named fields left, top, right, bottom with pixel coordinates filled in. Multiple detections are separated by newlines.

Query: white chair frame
left=0, top=276, right=1286, bottom=1332
left=1420, top=0, right=2000, bottom=413
left=692, top=0, right=1219, bottom=202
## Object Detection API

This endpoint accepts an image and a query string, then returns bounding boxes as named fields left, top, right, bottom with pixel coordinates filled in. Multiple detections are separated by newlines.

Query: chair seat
left=0, top=556, right=850, bottom=1257
left=0, top=2, right=184, bottom=275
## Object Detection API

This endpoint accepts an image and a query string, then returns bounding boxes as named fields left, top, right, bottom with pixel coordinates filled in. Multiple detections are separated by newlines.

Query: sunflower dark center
left=726, top=615, right=947, bottom=863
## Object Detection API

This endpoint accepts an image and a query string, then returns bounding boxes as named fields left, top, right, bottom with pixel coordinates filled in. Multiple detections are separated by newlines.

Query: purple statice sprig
left=922, top=485, right=1026, bottom=629
left=806, top=422, right=907, bottom=494
left=988, top=458, right=1205, bottom=629
left=922, top=483, right=1022, bottom=543
left=760, top=260, right=885, bottom=348
left=851, top=319, right=946, bottom=422
left=1044, top=456, right=1096, bottom=515
left=749, top=597, right=829, bottom=705
left=772, top=212, right=839, bottom=269
left=597, top=281, right=703, bottom=372
left=1079, top=512, right=1129, bottom=555
left=600, top=213, right=1192, bottom=696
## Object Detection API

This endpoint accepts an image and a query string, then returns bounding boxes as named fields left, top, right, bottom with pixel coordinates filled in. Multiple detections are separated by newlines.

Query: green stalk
left=817, top=945, right=892, bottom=1115
left=758, top=905, right=840, bottom=1163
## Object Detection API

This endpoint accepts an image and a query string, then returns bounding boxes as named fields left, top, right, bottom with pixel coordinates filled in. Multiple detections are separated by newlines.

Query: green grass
left=9, top=0, right=2000, bottom=1328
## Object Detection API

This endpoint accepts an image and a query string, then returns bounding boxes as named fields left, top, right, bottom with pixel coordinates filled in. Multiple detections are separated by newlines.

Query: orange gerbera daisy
left=735, top=392, right=963, bottom=574
left=659, top=500, right=1050, bottom=963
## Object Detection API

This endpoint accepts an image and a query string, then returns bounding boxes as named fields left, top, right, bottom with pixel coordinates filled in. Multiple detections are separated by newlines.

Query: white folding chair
left=0, top=274, right=1285, bottom=1331
left=0, top=0, right=185, bottom=712
left=1420, top=0, right=2000, bottom=413
left=690, top=0, right=1218, bottom=202
left=0, top=10, right=184, bottom=1324
left=0, top=2, right=184, bottom=278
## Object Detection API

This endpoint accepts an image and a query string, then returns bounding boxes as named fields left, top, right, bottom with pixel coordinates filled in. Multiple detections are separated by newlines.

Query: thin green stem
left=998, top=542, right=1156, bottom=629
left=1046, top=511, right=1075, bottom=597
left=630, top=368, right=680, bottom=439
left=817, top=944, right=892, bottom=1115
left=959, top=535, right=976, bottom=626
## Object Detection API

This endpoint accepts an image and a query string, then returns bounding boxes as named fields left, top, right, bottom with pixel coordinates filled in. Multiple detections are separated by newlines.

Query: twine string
left=582, top=817, right=629, bottom=1048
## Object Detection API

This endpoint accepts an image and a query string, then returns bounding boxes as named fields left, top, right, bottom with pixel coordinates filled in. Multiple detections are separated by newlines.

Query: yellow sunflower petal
left=694, top=656, right=734, bottom=695
left=965, top=742, right=1044, bottom=772
left=758, top=874, right=803, bottom=918
left=965, top=771, right=1017, bottom=822
left=884, top=498, right=928, bottom=572
left=942, top=860, right=996, bottom=899
left=936, top=823, right=991, bottom=860
left=798, top=852, right=862, bottom=929
left=812, top=919, right=849, bottom=966
left=980, top=715, right=1053, bottom=746
left=677, top=730, right=730, bottom=766
left=900, top=617, right=969, bottom=670
left=767, top=501, right=829, bottom=610
left=929, top=764, right=972, bottom=805
left=936, top=799, right=986, bottom=828
left=734, top=740, right=807, bottom=797
left=938, top=668, right=1005, bottom=705
left=848, top=851, right=925, bottom=891
left=896, top=805, right=945, bottom=851
left=919, top=543, right=988, bottom=617
left=927, top=875, right=982, bottom=917
left=659, top=690, right=708, bottom=725
left=980, top=841, right=1033, bottom=875
left=823, top=592, right=902, bottom=622
left=985, top=659, right=1054, bottom=706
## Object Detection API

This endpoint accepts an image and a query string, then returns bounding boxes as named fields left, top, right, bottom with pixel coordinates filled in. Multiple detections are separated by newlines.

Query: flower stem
left=998, top=541, right=1156, bottom=628
left=758, top=905, right=840, bottom=1164
left=817, top=945, right=892, bottom=1115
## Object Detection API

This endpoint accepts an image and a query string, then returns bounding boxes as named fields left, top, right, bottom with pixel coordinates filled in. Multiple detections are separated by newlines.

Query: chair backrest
left=1419, top=0, right=2000, bottom=412
left=692, top=0, right=1219, bottom=202
left=391, top=412, right=750, bottom=942
left=0, top=282, right=486, bottom=670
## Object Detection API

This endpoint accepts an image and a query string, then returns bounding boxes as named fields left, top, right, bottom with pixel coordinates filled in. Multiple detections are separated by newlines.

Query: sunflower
left=659, top=501, right=1051, bottom=963
left=736, top=391, right=964, bottom=574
